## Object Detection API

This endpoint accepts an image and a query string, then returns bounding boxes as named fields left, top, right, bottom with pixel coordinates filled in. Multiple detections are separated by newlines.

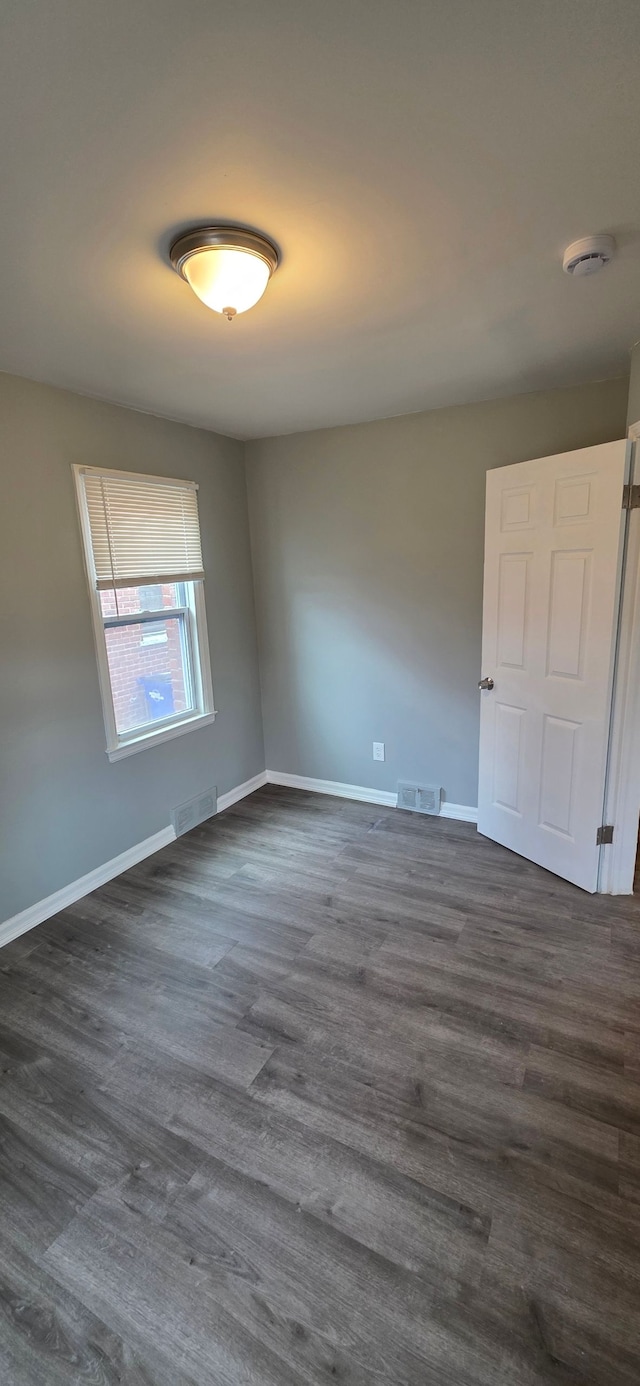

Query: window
left=73, top=466, right=216, bottom=760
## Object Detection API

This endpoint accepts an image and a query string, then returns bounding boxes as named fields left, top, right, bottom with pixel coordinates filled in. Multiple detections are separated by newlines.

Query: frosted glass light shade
left=183, top=247, right=271, bottom=316
left=170, top=226, right=279, bottom=321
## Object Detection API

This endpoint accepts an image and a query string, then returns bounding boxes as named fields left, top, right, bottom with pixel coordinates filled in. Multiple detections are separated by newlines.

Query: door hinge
left=596, top=824, right=614, bottom=846
left=622, top=484, right=640, bottom=509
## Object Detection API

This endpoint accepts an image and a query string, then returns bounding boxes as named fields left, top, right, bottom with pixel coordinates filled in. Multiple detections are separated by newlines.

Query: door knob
left=478, top=676, right=494, bottom=690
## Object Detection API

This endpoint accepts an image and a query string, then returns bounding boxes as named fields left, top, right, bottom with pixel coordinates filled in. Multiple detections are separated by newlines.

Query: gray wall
left=0, top=372, right=264, bottom=921
left=628, top=341, right=640, bottom=428
left=246, top=377, right=628, bottom=808
left=1, top=368, right=630, bottom=920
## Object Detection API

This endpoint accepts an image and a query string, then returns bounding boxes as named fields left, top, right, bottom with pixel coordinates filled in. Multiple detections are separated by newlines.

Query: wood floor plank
left=46, top=1157, right=497, bottom=1385
left=251, top=1033, right=621, bottom=1207
left=166, top=1078, right=491, bottom=1279
left=50, top=899, right=236, bottom=971
left=17, top=931, right=274, bottom=1089
left=0, top=1113, right=97, bottom=1261
left=0, top=1049, right=202, bottom=1190
left=523, top=1044, right=640, bottom=1136
left=0, top=1228, right=186, bottom=1386
left=619, top=1132, right=640, bottom=1203
left=0, top=783, right=639, bottom=1383
left=44, top=1180, right=328, bottom=1386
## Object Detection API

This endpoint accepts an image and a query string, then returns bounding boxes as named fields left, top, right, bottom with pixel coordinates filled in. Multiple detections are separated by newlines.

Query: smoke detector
left=562, top=235, right=616, bottom=277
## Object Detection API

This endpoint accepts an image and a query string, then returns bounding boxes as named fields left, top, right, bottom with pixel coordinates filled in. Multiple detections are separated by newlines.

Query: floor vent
left=397, top=782, right=442, bottom=816
left=172, top=788, right=217, bottom=837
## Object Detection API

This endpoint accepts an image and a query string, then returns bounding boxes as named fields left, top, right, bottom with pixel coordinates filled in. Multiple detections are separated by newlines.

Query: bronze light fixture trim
left=169, top=225, right=280, bottom=320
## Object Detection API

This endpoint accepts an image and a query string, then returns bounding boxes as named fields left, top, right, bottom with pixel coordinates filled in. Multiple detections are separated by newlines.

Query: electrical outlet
left=373, top=742, right=385, bottom=761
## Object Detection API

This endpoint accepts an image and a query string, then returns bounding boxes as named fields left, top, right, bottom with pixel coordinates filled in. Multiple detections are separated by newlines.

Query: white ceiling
left=1, top=0, right=639, bottom=439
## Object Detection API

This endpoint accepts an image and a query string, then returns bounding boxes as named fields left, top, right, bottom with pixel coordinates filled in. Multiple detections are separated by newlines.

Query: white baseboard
left=265, top=770, right=477, bottom=822
left=0, top=825, right=176, bottom=950
left=440, top=802, right=478, bottom=823
left=216, top=770, right=268, bottom=812
left=266, top=770, right=397, bottom=807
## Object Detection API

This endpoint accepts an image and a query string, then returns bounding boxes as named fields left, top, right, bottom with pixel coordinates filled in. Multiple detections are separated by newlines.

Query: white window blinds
left=80, top=469, right=205, bottom=590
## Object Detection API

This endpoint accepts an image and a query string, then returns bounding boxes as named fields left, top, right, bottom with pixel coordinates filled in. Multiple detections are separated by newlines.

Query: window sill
left=106, top=710, right=218, bottom=762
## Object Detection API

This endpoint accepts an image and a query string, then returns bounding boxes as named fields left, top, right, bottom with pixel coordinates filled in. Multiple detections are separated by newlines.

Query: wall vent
left=397, top=782, right=442, bottom=816
left=172, top=787, right=217, bottom=837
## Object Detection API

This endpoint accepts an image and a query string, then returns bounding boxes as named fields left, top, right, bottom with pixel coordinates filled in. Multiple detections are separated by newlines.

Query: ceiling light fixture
left=170, top=225, right=279, bottom=320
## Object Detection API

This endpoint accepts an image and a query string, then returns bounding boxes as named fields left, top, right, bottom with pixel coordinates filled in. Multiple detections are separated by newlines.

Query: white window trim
left=72, top=464, right=217, bottom=760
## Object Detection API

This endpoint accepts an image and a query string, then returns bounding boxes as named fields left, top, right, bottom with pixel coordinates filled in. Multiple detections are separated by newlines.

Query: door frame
left=599, top=431, right=640, bottom=894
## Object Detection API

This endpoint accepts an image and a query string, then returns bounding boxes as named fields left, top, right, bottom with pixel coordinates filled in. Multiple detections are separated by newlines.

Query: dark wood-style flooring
left=2, top=785, right=640, bottom=1384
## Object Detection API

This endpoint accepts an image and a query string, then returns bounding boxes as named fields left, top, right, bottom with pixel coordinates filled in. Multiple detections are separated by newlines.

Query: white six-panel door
left=477, top=441, right=629, bottom=892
